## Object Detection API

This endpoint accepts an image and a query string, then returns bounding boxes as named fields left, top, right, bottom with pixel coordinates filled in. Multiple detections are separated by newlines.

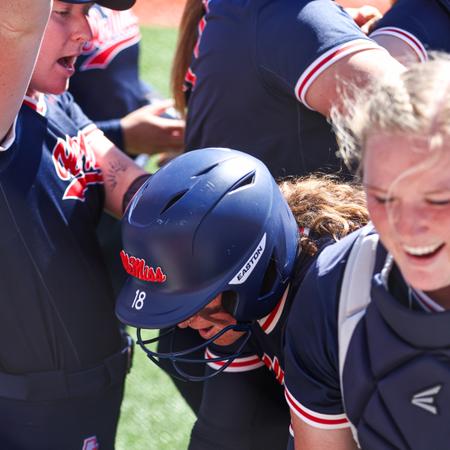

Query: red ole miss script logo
left=120, top=250, right=167, bottom=283
left=52, top=129, right=103, bottom=201
left=80, top=9, right=140, bottom=70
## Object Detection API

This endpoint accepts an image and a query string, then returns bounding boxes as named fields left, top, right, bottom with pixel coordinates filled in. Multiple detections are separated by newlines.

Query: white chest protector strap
left=337, top=229, right=380, bottom=446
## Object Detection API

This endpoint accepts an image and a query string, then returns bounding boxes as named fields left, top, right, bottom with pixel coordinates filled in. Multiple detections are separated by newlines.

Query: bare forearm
left=291, top=414, right=358, bottom=450
left=306, top=48, right=405, bottom=116
left=91, top=133, right=147, bottom=218
left=2, top=0, right=52, bottom=35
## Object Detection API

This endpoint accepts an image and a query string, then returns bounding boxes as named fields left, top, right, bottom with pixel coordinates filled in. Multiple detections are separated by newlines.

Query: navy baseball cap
left=63, top=0, right=136, bottom=11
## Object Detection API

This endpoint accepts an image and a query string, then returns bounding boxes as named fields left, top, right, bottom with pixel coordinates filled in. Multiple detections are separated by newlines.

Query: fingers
left=121, top=102, right=186, bottom=154
left=345, top=6, right=382, bottom=34
left=146, top=98, right=177, bottom=116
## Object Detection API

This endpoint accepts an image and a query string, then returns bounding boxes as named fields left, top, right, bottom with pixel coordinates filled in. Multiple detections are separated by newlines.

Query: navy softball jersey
left=69, top=5, right=151, bottom=149
left=184, top=0, right=380, bottom=178
left=186, top=234, right=333, bottom=450
left=370, top=0, right=450, bottom=61
left=284, top=225, right=450, bottom=449
left=0, top=93, right=129, bottom=450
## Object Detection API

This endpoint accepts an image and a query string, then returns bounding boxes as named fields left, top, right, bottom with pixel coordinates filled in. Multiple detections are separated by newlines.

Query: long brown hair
left=279, top=175, right=369, bottom=255
left=171, top=0, right=204, bottom=115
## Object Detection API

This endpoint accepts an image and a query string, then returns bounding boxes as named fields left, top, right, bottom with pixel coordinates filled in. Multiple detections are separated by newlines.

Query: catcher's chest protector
left=338, top=233, right=450, bottom=450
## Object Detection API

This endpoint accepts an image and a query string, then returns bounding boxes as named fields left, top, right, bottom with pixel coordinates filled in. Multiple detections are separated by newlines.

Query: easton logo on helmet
left=229, top=234, right=266, bottom=285
left=120, top=250, right=167, bottom=283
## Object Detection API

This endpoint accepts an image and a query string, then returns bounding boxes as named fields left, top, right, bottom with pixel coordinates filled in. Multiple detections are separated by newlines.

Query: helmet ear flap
left=258, top=252, right=279, bottom=299
left=221, top=291, right=238, bottom=316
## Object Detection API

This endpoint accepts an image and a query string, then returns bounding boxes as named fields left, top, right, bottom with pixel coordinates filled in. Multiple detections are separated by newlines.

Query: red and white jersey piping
left=205, top=348, right=264, bottom=372
left=285, top=387, right=350, bottom=430
left=23, top=94, right=48, bottom=116
left=295, top=39, right=383, bottom=110
left=370, top=27, right=428, bottom=63
left=258, top=286, right=289, bottom=334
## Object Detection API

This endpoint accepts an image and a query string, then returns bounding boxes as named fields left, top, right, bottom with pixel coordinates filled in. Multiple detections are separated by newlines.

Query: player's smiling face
left=28, top=1, right=93, bottom=96
left=177, top=294, right=244, bottom=346
left=364, top=132, right=450, bottom=306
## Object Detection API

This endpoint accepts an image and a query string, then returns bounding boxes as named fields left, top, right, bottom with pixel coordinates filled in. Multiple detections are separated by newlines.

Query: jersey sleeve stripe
left=284, top=387, right=350, bottom=430
left=205, top=348, right=264, bottom=372
left=295, top=39, right=382, bottom=110
left=370, top=27, right=428, bottom=63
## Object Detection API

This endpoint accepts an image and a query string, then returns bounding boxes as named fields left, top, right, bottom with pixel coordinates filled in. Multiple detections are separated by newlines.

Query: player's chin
left=55, top=79, right=71, bottom=95
left=212, top=329, right=244, bottom=347
left=44, top=77, right=71, bottom=96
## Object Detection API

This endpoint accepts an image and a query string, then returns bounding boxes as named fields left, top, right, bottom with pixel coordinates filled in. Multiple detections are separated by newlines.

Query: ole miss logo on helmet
left=51, top=126, right=103, bottom=201
left=120, top=250, right=167, bottom=283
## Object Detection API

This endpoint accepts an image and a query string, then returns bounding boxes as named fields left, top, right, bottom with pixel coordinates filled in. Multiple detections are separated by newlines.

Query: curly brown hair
left=279, top=175, right=369, bottom=255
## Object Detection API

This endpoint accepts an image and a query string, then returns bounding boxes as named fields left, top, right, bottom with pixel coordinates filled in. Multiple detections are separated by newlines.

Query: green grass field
left=139, top=26, right=179, bottom=97
left=115, top=25, right=196, bottom=450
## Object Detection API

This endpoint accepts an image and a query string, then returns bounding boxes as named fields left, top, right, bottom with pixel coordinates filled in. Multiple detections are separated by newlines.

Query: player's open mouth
left=57, top=56, right=77, bottom=73
left=403, top=242, right=445, bottom=259
left=198, top=326, right=215, bottom=340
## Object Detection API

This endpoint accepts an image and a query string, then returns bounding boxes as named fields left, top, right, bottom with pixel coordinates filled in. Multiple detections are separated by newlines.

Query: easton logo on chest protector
left=229, top=234, right=266, bottom=285
left=79, top=9, right=140, bottom=70
left=51, top=129, right=103, bottom=201
left=411, top=384, right=442, bottom=415
left=120, top=250, right=167, bottom=283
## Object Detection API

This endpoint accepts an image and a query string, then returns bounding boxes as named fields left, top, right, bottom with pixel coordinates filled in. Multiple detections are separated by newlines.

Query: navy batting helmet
left=116, top=148, right=299, bottom=380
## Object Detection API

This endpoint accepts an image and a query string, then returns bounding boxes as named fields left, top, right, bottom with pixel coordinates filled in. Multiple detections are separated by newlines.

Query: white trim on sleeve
left=284, top=387, right=350, bottom=430
left=370, top=27, right=428, bottom=63
left=295, top=39, right=382, bottom=111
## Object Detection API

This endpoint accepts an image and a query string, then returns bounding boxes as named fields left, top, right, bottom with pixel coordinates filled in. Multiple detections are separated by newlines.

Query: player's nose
left=177, top=312, right=204, bottom=329
left=73, top=14, right=93, bottom=43
left=178, top=316, right=194, bottom=329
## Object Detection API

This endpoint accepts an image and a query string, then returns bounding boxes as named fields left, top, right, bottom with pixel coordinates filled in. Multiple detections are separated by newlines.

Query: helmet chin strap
left=136, top=323, right=253, bottom=382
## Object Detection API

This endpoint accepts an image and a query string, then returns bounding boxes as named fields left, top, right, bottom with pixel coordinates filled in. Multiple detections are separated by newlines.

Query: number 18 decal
left=132, top=290, right=146, bottom=310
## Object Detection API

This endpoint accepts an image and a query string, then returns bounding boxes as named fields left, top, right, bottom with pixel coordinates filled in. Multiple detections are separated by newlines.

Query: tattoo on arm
left=105, top=159, right=127, bottom=191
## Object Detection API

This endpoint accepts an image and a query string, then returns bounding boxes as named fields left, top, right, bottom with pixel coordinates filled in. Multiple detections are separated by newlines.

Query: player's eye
left=373, top=195, right=394, bottom=205
left=426, top=198, right=450, bottom=206
left=53, top=9, right=70, bottom=17
left=83, top=4, right=93, bottom=16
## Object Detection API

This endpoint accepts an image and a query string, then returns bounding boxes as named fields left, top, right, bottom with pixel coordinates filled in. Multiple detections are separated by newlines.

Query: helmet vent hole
left=229, top=172, right=256, bottom=193
left=259, top=254, right=279, bottom=298
left=193, top=163, right=219, bottom=177
left=160, top=189, right=189, bottom=214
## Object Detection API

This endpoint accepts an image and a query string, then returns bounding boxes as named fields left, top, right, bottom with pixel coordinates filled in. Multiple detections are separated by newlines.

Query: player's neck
left=25, top=89, right=41, bottom=101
